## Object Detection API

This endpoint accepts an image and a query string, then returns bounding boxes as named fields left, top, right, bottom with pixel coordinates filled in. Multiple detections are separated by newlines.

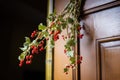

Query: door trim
left=96, top=36, right=120, bottom=80
left=84, top=1, right=120, bottom=15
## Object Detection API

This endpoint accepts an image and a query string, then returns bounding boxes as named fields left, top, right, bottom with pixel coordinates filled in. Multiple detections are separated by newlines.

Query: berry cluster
left=31, top=30, right=37, bottom=38
left=53, top=30, right=61, bottom=41
left=19, top=33, right=45, bottom=67
left=64, top=56, right=83, bottom=74
left=18, top=0, right=84, bottom=74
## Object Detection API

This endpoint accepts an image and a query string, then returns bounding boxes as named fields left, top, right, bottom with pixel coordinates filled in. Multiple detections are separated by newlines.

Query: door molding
left=84, top=1, right=120, bottom=15
left=96, top=36, right=120, bottom=80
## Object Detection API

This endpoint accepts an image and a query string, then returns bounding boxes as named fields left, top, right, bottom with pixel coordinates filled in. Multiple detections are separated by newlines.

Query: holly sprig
left=18, top=0, right=83, bottom=74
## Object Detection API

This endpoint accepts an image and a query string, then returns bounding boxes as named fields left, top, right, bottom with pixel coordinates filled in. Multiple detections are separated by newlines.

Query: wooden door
left=81, top=0, right=120, bottom=80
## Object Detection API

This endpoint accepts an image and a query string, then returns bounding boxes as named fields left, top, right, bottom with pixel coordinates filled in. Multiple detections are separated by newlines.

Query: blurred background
left=0, top=0, right=47, bottom=80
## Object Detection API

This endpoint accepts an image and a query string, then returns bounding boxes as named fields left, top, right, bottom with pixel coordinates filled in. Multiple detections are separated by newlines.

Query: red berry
left=20, top=60, right=24, bottom=64
left=31, top=30, right=37, bottom=38
left=80, top=56, right=83, bottom=60
left=32, top=47, right=38, bottom=54
left=78, top=34, right=84, bottom=39
left=64, top=49, right=67, bottom=53
left=33, top=31, right=36, bottom=34
left=40, top=47, right=44, bottom=51
left=41, top=40, right=44, bottom=44
left=31, top=45, right=35, bottom=49
left=29, top=55, right=33, bottom=59
left=26, top=60, right=32, bottom=64
left=38, top=43, right=43, bottom=47
left=19, top=63, right=23, bottom=67
left=32, top=49, right=35, bottom=54
left=26, top=56, right=29, bottom=60
left=54, top=35, right=59, bottom=41
left=66, top=65, right=70, bottom=68
left=77, top=60, right=81, bottom=64
left=66, top=72, right=68, bottom=75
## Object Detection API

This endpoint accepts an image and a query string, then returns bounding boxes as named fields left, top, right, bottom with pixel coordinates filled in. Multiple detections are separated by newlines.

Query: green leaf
left=42, top=31, right=49, bottom=37
left=64, top=68, right=68, bottom=72
left=47, top=13, right=56, bottom=21
left=61, top=22, right=67, bottom=29
left=19, top=46, right=28, bottom=51
left=23, top=37, right=31, bottom=46
left=66, top=50, right=74, bottom=57
left=25, top=37, right=31, bottom=43
left=64, top=44, right=71, bottom=51
left=67, top=17, right=74, bottom=24
left=50, top=39, right=54, bottom=47
left=51, top=24, right=57, bottom=31
left=66, top=39, right=75, bottom=46
left=33, top=40, right=39, bottom=45
left=70, top=57, right=75, bottom=64
left=38, top=23, right=46, bottom=30
left=18, top=52, right=26, bottom=60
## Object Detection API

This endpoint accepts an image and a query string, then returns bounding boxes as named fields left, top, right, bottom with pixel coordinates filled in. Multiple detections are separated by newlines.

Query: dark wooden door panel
left=80, top=0, right=120, bottom=80
left=97, top=36, right=120, bottom=80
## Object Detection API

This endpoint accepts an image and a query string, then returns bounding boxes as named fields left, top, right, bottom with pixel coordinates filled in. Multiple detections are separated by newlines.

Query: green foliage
left=47, top=13, right=56, bottom=21
left=18, top=0, right=83, bottom=75
left=50, top=39, right=54, bottom=48
left=67, top=38, right=75, bottom=46
left=24, top=37, right=31, bottom=46
left=67, top=17, right=74, bottom=24
left=70, top=57, right=75, bottom=64
left=38, top=23, right=46, bottom=30
left=66, top=50, right=74, bottom=57
left=18, top=52, right=26, bottom=60
left=64, top=68, right=68, bottom=72
left=19, top=37, right=31, bottom=51
left=19, top=46, right=28, bottom=51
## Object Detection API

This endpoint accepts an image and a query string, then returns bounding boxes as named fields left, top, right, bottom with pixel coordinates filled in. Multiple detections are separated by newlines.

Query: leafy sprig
left=18, top=0, right=83, bottom=74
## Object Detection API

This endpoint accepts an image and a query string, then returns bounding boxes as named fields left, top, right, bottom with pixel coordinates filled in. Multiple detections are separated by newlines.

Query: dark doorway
left=0, top=0, right=47, bottom=80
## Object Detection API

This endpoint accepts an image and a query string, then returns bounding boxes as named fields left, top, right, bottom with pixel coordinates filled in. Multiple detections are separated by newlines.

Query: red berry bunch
left=26, top=55, right=33, bottom=64
left=19, top=60, right=24, bottom=67
left=78, top=34, right=84, bottom=39
left=77, top=25, right=84, bottom=39
left=38, top=40, right=44, bottom=51
left=53, top=30, right=61, bottom=41
left=31, top=30, right=37, bottom=38
left=77, top=56, right=83, bottom=64
left=31, top=46, right=39, bottom=54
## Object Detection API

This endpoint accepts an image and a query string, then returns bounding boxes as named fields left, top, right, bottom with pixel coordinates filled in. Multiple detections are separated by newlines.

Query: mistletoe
left=18, top=0, right=83, bottom=74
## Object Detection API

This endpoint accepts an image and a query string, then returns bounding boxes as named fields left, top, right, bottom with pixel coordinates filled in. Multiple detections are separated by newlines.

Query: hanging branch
left=18, top=0, right=84, bottom=74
